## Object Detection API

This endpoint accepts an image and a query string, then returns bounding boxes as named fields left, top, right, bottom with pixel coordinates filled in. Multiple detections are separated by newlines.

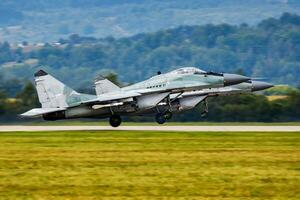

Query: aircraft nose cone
left=223, top=73, right=250, bottom=86
left=251, top=81, right=274, bottom=91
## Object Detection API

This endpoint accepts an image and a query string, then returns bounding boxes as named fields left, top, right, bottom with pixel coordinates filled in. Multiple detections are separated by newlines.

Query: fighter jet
left=21, top=67, right=251, bottom=127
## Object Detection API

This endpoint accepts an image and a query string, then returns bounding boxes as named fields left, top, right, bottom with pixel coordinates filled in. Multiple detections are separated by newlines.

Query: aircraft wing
left=22, top=90, right=161, bottom=118
left=97, top=91, right=141, bottom=102
left=20, top=108, right=66, bottom=117
left=82, top=90, right=169, bottom=110
left=82, top=91, right=141, bottom=105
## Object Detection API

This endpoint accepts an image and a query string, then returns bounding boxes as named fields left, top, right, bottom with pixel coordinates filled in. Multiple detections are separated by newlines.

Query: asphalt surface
left=0, top=126, right=300, bottom=132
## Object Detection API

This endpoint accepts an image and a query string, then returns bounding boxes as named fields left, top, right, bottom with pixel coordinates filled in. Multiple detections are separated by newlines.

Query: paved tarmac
left=0, top=126, right=300, bottom=132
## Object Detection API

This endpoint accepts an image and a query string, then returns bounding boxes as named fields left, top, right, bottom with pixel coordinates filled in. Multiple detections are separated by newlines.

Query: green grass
left=0, top=131, right=300, bottom=199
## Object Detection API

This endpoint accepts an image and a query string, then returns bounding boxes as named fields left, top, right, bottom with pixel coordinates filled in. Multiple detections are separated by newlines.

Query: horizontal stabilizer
left=20, top=108, right=66, bottom=117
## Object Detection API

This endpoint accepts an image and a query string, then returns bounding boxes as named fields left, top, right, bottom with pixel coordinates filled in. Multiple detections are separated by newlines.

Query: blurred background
left=0, top=0, right=299, bottom=123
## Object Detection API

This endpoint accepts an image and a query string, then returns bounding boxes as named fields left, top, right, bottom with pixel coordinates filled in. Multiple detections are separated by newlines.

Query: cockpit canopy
left=170, top=67, right=206, bottom=75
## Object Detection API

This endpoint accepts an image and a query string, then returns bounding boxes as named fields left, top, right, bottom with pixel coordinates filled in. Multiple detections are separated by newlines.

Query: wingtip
left=34, top=70, right=48, bottom=77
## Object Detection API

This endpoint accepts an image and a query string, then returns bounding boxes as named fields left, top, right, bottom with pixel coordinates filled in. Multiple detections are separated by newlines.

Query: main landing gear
left=109, top=115, right=122, bottom=127
left=201, top=98, right=209, bottom=118
left=155, top=111, right=173, bottom=124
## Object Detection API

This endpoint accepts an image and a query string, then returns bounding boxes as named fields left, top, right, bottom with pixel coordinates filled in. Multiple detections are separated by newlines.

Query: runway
left=0, top=126, right=300, bottom=132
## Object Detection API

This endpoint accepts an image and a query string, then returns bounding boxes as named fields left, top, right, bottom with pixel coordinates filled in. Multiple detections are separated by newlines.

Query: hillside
left=0, top=0, right=300, bottom=42
left=1, top=13, right=300, bottom=92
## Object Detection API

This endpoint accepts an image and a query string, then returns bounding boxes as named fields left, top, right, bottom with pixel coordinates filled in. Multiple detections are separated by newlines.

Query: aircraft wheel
left=155, top=113, right=166, bottom=124
left=109, top=115, right=122, bottom=127
left=164, top=111, right=173, bottom=120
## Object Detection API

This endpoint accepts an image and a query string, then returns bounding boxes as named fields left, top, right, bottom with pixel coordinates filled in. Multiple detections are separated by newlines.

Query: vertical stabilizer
left=34, top=70, right=81, bottom=108
left=95, top=76, right=120, bottom=96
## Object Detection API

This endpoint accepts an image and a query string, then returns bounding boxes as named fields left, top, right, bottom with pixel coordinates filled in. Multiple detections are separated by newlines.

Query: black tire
left=155, top=113, right=166, bottom=124
left=164, top=111, right=173, bottom=120
left=109, top=115, right=122, bottom=127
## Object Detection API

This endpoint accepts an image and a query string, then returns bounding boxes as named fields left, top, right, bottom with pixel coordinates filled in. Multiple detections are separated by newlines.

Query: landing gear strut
left=201, top=98, right=209, bottom=118
left=109, top=115, right=122, bottom=127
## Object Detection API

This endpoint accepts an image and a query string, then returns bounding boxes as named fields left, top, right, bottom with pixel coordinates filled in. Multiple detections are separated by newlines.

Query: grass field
left=0, top=131, right=299, bottom=199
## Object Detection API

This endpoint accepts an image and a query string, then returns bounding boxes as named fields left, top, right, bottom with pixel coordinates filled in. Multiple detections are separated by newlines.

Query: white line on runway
left=0, top=126, right=300, bottom=132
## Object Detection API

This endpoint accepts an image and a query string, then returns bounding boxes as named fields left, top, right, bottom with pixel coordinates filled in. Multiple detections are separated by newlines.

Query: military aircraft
left=21, top=67, right=269, bottom=127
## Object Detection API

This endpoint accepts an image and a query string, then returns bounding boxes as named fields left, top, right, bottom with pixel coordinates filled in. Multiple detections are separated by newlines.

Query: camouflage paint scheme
left=21, top=67, right=272, bottom=126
